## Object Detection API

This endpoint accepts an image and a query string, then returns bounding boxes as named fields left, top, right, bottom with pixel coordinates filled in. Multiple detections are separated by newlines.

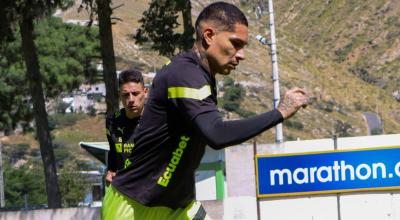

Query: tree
left=58, top=161, right=90, bottom=207
left=221, top=77, right=255, bottom=118
left=0, top=17, right=99, bottom=134
left=34, top=18, right=100, bottom=97
left=134, top=0, right=195, bottom=58
left=20, top=10, right=63, bottom=209
left=80, top=0, right=119, bottom=114
left=178, top=0, right=195, bottom=52
left=0, top=41, right=32, bottom=134
left=334, top=120, right=352, bottom=137
left=96, top=0, right=119, bottom=114
left=0, top=0, right=75, bottom=208
left=0, top=0, right=18, bottom=42
left=222, top=77, right=245, bottom=112
left=4, top=163, right=47, bottom=208
left=0, top=1, right=32, bottom=135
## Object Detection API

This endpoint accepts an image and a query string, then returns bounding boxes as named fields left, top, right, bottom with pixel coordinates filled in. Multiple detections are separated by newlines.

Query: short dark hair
left=195, top=2, right=248, bottom=40
left=118, top=69, right=144, bottom=88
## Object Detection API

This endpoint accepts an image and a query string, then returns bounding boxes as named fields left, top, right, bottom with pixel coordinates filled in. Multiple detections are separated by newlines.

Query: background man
left=102, top=2, right=308, bottom=219
left=105, top=69, right=148, bottom=183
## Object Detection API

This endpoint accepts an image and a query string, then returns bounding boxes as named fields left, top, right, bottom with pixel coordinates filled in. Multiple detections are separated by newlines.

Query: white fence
left=256, top=134, right=400, bottom=220
left=0, top=207, right=100, bottom=220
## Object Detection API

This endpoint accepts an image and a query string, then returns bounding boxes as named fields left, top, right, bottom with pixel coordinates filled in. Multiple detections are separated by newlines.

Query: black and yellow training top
left=112, top=51, right=284, bottom=209
left=106, top=108, right=139, bottom=172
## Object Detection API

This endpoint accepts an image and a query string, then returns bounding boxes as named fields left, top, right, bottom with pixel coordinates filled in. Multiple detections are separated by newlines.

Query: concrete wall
left=224, top=144, right=258, bottom=220
left=195, top=146, right=227, bottom=201
left=0, top=207, right=100, bottom=220
left=202, top=200, right=224, bottom=220
left=3, top=135, right=399, bottom=220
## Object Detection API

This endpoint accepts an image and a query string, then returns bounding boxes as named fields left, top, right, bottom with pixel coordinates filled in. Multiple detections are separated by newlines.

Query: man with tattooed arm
left=102, top=2, right=308, bottom=220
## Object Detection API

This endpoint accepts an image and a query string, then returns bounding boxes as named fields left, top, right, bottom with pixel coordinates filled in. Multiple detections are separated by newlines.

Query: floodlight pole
left=267, top=0, right=283, bottom=144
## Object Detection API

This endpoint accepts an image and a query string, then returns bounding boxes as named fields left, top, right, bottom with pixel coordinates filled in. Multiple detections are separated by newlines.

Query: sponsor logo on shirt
left=117, top=127, right=125, bottom=134
left=124, top=159, right=132, bottom=168
left=123, top=143, right=134, bottom=153
left=115, top=143, right=122, bottom=153
left=157, top=135, right=190, bottom=187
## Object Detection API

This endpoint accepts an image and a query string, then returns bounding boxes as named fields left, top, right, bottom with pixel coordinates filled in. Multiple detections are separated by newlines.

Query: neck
left=125, top=110, right=140, bottom=119
left=193, top=42, right=215, bottom=76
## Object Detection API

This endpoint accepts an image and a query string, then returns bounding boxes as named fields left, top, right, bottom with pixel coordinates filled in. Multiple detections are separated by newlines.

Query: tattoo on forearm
left=280, top=97, right=296, bottom=113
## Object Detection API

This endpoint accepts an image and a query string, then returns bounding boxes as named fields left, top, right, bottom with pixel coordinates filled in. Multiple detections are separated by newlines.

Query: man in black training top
left=102, top=2, right=308, bottom=220
left=105, top=69, right=148, bottom=183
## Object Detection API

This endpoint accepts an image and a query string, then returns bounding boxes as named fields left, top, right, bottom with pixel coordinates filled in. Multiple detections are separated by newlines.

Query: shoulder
left=164, top=52, right=211, bottom=88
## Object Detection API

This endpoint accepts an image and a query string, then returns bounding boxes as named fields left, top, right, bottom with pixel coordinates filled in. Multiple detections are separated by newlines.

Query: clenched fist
left=105, top=170, right=116, bottom=184
left=278, top=88, right=309, bottom=119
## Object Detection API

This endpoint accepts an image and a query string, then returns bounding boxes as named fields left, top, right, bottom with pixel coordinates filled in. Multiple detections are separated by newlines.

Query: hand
left=105, top=171, right=116, bottom=183
left=278, top=87, right=309, bottom=119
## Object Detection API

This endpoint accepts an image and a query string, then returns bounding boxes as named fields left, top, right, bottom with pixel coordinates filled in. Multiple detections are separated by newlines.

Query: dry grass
left=59, top=0, right=400, bottom=142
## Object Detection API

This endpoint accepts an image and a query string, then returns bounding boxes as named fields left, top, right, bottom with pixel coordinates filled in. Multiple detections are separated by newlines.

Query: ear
left=203, top=27, right=216, bottom=46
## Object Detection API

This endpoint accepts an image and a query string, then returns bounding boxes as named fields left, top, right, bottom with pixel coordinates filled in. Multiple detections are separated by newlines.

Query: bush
left=235, top=108, right=256, bottom=118
left=223, top=101, right=240, bottom=112
left=370, top=127, right=383, bottom=135
left=316, top=100, right=336, bottom=112
left=76, top=160, right=100, bottom=170
left=284, top=120, right=304, bottom=130
left=86, top=105, right=97, bottom=116
left=385, top=16, right=399, bottom=27
left=5, top=143, right=30, bottom=164
left=55, top=100, right=71, bottom=114
left=49, top=113, right=87, bottom=130
left=334, top=120, right=352, bottom=137
left=334, top=43, right=353, bottom=62
left=29, top=149, right=41, bottom=158
left=89, top=94, right=103, bottom=102
left=354, top=101, right=364, bottom=111
left=4, top=163, right=47, bottom=207
left=350, top=67, right=377, bottom=84
left=221, top=77, right=245, bottom=113
left=54, top=146, right=73, bottom=166
left=224, top=86, right=244, bottom=101
left=286, top=135, right=297, bottom=141
left=223, top=77, right=235, bottom=88
left=58, top=161, right=90, bottom=207
left=53, top=139, right=68, bottom=149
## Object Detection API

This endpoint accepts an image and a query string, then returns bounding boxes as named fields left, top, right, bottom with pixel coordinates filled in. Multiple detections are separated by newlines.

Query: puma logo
left=117, top=127, right=125, bottom=134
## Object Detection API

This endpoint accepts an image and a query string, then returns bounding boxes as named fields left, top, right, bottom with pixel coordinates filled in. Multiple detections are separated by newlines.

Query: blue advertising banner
left=256, top=146, right=400, bottom=198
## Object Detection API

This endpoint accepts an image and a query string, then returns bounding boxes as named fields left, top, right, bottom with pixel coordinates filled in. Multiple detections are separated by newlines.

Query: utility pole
left=333, top=135, right=342, bottom=220
left=268, top=0, right=283, bottom=143
left=254, top=2, right=281, bottom=219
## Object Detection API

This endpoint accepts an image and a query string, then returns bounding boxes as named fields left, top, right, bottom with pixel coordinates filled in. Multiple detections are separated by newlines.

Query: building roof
left=79, top=142, right=109, bottom=164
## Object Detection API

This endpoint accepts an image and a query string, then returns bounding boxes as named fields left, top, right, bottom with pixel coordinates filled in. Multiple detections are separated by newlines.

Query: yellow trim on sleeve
left=168, top=85, right=211, bottom=100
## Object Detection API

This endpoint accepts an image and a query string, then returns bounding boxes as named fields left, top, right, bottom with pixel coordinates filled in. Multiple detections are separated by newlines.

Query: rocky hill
left=61, top=0, right=399, bottom=143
